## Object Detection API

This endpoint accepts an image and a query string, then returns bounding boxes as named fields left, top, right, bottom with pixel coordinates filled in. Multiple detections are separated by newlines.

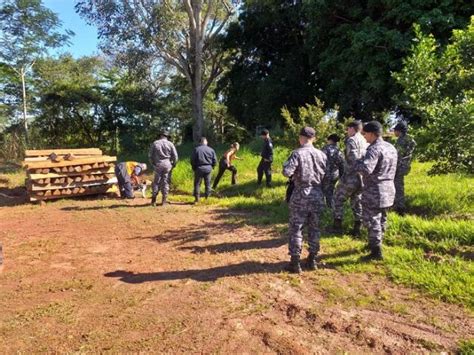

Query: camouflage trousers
left=322, top=178, right=337, bottom=209
left=362, top=204, right=388, bottom=248
left=394, top=171, right=405, bottom=210
left=288, top=190, right=324, bottom=257
left=333, top=175, right=362, bottom=222
left=152, top=163, right=172, bottom=200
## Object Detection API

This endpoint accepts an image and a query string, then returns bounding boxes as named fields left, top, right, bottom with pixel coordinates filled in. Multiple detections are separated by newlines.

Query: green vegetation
left=163, top=144, right=474, bottom=309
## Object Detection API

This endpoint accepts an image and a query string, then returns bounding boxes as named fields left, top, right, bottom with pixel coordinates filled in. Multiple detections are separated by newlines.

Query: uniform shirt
left=395, top=133, right=416, bottom=175
left=149, top=138, right=178, bottom=166
left=344, top=132, right=368, bottom=175
left=283, top=143, right=327, bottom=197
left=321, top=143, right=344, bottom=181
left=191, top=144, right=217, bottom=170
left=354, top=137, right=398, bottom=208
left=261, top=138, right=273, bottom=162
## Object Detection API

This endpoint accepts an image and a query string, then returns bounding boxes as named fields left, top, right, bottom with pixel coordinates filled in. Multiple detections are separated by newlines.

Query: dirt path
left=0, top=198, right=472, bottom=353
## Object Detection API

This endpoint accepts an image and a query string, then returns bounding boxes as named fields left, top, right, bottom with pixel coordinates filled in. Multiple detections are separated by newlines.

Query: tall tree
left=304, top=0, right=473, bottom=120
left=221, top=0, right=313, bottom=130
left=223, top=0, right=472, bottom=125
left=76, top=0, right=237, bottom=142
left=0, top=0, right=72, bottom=144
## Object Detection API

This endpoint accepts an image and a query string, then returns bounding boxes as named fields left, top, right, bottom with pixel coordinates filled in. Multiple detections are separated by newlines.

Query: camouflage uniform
left=333, top=132, right=367, bottom=222
left=321, top=143, right=344, bottom=209
left=394, top=134, right=416, bottom=210
left=149, top=138, right=178, bottom=203
left=282, top=143, right=327, bottom=257
left=354, top=137, right=398, bottom=248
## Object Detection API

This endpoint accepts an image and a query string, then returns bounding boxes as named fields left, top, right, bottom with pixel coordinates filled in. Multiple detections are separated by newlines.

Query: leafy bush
left=279, top=98, right=345, bottom=148
left=394, top=19, right=474, bottom=174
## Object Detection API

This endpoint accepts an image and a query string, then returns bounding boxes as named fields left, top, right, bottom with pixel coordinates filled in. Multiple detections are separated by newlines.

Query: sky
left=42, top=0, right=99, bottom=58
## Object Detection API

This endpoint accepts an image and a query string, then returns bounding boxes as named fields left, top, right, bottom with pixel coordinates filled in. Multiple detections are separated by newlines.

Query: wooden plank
left=27, top=167, right=115, bottom=180
left=28, top=177, right=118, bottom=191
left=29, top=185, right=118, bottom=202
left=25, top=148, right=103, bottom=157
left=24, top=156, right=116, bottom=169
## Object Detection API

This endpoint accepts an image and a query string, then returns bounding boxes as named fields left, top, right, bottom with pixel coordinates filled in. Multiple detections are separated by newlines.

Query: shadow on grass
left=0, top=162, right=22, bottom=174
left=105, top=261, right=288, bottom=283
left=0, top=187, right=27, bottom=207
left=214, top=179, right=287, bottom=198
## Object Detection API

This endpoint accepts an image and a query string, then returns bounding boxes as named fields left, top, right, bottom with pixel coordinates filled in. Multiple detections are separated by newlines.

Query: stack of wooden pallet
left=23, top=148, right=118, bottom=202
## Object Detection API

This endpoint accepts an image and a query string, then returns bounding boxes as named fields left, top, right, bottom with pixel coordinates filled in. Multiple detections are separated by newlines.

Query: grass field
left=148, top=141, right=474, bottom=309
left=1, top=141, right=473, bottom=352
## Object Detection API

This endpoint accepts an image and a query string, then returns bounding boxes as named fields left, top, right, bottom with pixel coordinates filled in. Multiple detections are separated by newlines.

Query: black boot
left=161, top=195, right=168, bottom=206
left=306, top=253, right=317, bottom=271
left=332, top=218, right=343, bottom=233
left=362, top=245, right=383, bottom=261
left=151, top=195, right=157, bottom=207
left=285, top=255, right=302, bottom=274
left=350, top=221, right=362, bottom=237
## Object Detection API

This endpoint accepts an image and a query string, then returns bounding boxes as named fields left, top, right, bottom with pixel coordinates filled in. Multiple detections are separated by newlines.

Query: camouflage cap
left=363, top=121, right=383, bottom=134
left=299, top=126, right=316, bottom=138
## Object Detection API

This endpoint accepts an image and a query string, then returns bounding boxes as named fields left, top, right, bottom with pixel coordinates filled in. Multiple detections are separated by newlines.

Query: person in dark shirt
left=191, top=137, right=217, bottom=203
left=257, top=129, right=274, bottom=187
left=321, top=134, right=345, bottom=209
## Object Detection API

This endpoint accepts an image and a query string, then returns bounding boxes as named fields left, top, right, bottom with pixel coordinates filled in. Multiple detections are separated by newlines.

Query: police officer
left=191, top=137, right=217, bottom=203
left=257, top=129, right=273, bottom=187
left=321, top=134, right=345, bottom=209
left=149, top=131, right=178, bottom=206
left=354, top=121, right=398, bottom=260
left=332, top=120, right=368, bottom=236
left=282, top=127, right=327, bottom=273
left=393, top=121, right=416, bottom=215
left=114, top=161, right=147, bottom=199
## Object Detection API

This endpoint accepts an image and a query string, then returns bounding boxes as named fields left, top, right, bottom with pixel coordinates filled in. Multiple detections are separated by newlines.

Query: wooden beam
left=27, top=167, right=115, bottom=180
left=25, top=148, right=103, bottom=157
left=27, top=178, right=118, bottom=191
left=24, top=156, right=116, bottom=169
left=29, top=185, right=118, bottom=202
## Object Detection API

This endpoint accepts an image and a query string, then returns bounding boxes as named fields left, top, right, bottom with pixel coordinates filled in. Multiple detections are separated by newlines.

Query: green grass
left=164, top=143, right=474, bottom=309
left=2, top=142, right=473, bottom=309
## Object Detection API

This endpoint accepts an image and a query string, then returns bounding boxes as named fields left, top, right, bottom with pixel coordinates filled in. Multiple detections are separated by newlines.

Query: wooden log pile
left=23, top=148, right=119, bottom=202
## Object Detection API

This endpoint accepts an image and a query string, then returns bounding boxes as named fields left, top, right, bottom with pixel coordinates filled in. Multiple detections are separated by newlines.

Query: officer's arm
left=190, top=149, right=197, bottom=170
left=338, top=151, right=345, bottom=176
left=148, top=144, right=154, bottom=165
left=282, top=152, right=298, bottom=178
left=355, top=148, right=378, bottom=176
left=211, top=150, right=217, bottom=168
left=172, top=145, right=178, bottom=166
left=345, top=139, right=358, bottom=165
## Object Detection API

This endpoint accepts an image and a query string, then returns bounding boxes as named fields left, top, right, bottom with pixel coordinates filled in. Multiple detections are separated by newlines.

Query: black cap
left=363, top=121, right=383, bottom=134
left=393, top=121, right=408, bottom=134
left=160, top=130, right=171, bottom=137
left=327, top=134, right=340, bottom=143
left=299, top=126, right=316, bottom=138
left=260, top=129, right=269, bottom=135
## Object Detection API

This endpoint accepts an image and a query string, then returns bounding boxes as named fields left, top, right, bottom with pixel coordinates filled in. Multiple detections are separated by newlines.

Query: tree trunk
left=20, top=67, right=29, bottom=145
left=191, top=82, right=204, bottom=143
left=190, top=0, right=204, bottom=143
